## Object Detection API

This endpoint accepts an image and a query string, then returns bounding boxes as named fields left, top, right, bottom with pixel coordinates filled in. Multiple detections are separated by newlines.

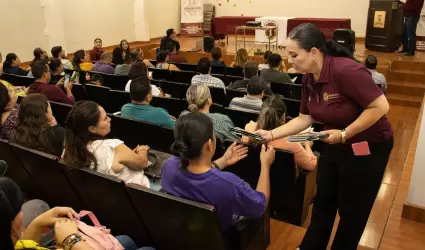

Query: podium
left=365, top=0, right=404, bottom=52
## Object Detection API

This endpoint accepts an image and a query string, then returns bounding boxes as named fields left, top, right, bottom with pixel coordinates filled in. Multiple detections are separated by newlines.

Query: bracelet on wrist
left=341, top=129, right=347, bottom=144
left=212, top=161, right=221, bottom=170
left=62, top=233, right=85, bottom=250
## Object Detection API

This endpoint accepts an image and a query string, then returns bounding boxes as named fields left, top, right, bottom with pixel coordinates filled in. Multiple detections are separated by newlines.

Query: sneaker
left=404, top=52, right=415, bottom=56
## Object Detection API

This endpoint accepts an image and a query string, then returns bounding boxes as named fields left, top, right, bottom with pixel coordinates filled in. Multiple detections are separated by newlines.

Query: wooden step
left=386, top=93, right=423, bottom=108
left=391, top=60, right=425, bottom=72
left=387, top=71, right=425, bottom=84
left=387, top=81, right=425, bottom=96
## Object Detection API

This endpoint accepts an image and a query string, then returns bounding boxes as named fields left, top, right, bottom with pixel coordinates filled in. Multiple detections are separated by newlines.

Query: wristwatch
left=341, top=129, right=347, bottom=144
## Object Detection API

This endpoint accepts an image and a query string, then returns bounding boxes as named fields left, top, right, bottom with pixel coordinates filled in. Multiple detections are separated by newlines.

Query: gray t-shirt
left=260, top=68, right=292, bottom=83
left=114, top=64, right=131, bottom=76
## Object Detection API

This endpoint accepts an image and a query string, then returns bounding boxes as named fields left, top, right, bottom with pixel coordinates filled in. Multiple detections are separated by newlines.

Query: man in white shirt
left=51, top=46, right=73, bottom=70
left=191, top=57, right=226, bottom=91
left=365, top=55, right=387, bottom=93
left=229, top=76, right=267, bottom=113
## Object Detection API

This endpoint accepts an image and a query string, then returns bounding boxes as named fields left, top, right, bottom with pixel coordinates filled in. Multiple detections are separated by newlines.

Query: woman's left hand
left=222, top=142, right=249, bottom=167
left=33, top=207, right=78, bottom=227
left=320, top=129, right=342, bottom=144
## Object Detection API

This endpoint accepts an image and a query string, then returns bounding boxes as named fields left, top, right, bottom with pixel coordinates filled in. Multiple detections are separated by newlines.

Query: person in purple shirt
left=92, top=52, right=115, bottom=75
left=257, top=24, right=393, bottom=250
left=161, top=112, right=275, bottom=234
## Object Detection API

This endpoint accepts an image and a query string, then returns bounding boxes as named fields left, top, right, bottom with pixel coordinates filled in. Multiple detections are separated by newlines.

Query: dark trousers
left=402, top=15, right=420, bottom=54
left=300, top=138, right=394, bottom=250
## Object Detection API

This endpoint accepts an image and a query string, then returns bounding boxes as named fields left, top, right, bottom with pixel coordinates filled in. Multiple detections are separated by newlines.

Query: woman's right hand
left=255, top=130, right=274, bottom=142
left=54, top=219, right=79, bottom=245
left=33, top=207, right=78, bottom=227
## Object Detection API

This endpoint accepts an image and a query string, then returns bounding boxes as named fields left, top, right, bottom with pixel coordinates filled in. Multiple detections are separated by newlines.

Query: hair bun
left=188, top=104, right=199, bottom=112
left=171, top=140, right=189, bottom=156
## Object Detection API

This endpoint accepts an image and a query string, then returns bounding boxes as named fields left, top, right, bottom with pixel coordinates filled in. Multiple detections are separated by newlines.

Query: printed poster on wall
left=416, top=4, right=425, bottom=50
left=181, top=0, right=204, bottom=37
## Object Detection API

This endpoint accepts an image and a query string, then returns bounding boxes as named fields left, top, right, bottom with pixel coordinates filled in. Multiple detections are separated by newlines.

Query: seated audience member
left=191, top=57, right=225, bottom=90
left=162, top=112, right=275, bottom=233
left=229, top=76, right=267, bottom=113
left=63, top=101, right=152, bottom=188
left=125, top=62, right=163, bottom=96
left=93, top=52, right=115, bottom=74
left=156, top=51, right=180, bottom=71
left=133, top=48, right=155, bottom=68
left=88, top=74, right=104, bottom=86
left=115, top=52, right=137, bottom=76
left=260, top=53, right=292, bottom=83
left=0, top=83, right=19, bottom=140
left=243, top=96, right=317, bottom=171
left=228, top=61, right=273, bottom=95
left=365, top=55, right=387, bottom=93
left=210, top=47, right=226, bottom=67
left=3, top=53, right=28, bottom=76
left=49, top=58, right=65, bottom=84
left=28, top=48, right=49, bottom=77
left=51, top=46, right=73, bottom=70
left=72, top=50, right=93, bottom=71
left=120, top=39, right=131, bottom=60
left=258, top=50, right=272, bottom=70
left=0, top=177, right=154, bottom=250
left=121, top=77, right=175, bottom=129
left=230, top=48, right=248, bottom=68
left=13, top=94, right=65, bottom=157
left=181, top=83, right=238, bottom=142
left=90, top=38, right=104, bottom=61
left=160, top=28, right=180, bottom=51
left=112, top=47, right=124, bottom=65
left=1, top=79, right=26, bottom=97
left=27, top=61, right=74, bottom=105
left=167, top=42, right=187, bottom=63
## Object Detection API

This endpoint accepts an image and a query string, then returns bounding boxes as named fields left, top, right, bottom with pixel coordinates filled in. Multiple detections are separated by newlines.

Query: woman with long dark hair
left=112, top=47, right=124, bottom=65
left=243, top=96, right=317, bottom=171
left=72, top=50, right=93, bottom=72
left=120, top=39, right=131, bottom=60
left=49, top=58, right=64, bottom=84
left=3, top=53, right=28, bottom=76
left=256, top=23, right=393, bottom=250
left=63, top=101, right=152, bottom=188
left=13, top=94, right=65, bottom=157
left=162, top=112, right=275, bottom=234
left=124, top=62, right=163, bottom=96
left=0, top=83, right=19, bottom=140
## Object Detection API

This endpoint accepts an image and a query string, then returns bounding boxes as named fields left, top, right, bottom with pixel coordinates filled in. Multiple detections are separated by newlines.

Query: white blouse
left=125, top=80, right=161, bottom=96
left=88, top=139, right=150, bottom=188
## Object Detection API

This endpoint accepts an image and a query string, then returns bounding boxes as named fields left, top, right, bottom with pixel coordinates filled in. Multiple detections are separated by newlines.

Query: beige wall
left=204, top=0, right=370, bottom=37
left=0, top=0, right=49, bottom=62
left=147, top=0, right=181, bottom=39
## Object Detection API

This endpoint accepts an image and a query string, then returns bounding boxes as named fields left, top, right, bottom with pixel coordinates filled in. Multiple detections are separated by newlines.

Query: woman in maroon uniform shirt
left=257, top=23, right=394, bottom=250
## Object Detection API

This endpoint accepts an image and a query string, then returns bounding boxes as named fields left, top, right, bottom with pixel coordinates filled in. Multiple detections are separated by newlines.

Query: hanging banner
left=181, top=0, right=204, bottom=37
left=416, top=4, right=425, bottom=50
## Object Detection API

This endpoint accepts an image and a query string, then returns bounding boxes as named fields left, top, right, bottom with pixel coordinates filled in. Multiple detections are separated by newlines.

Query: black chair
left=172, top=63, right=198, bottom=72
left=287, top=73, right=304, bottom=85
left=84, top=84, right=111, bottom=108
left=281, top=97, right=301, bottom=118
left=170, top=70, right=197, bottom=84
left=209, top=87, right=228, bottom=107
left=226, top=145, right=315, bottom=226
left=227, top=75, right=244, bottom=85
left=9, top=143, right=85, bottom=210
left=225, top=67, right=244, bottom=77
left=107, top=90, right=131, bottom=114
left=211, top=66, right=227, bottom=75
left=271, top=83, right=302, bottom=100
left=109, top=115, right=174, bottom=153
left=158, top=81, right=189, bottom=99
left=149, top=68, right=171, bottom=81
left=224, top=108, right=258, bottom=129
left=59, top=163, right=152, bottom=246
left=49, top=101, right=73, bottom=126
left=127, top=184, right=226, bottom=250
left=102, top=74, right=129, bottom=91
left=212, top=74, right=231, bottom=87
left=210, top=103, right=224, bottom=114
left=71, top=83, right=88, bottom=101
left=150, top=96, right=187, bottom=117
left=0, top=139, right=40, bottom=198
left=149, top=60, right=157, bottom=66
left=0, top=73, right=34, bottom=87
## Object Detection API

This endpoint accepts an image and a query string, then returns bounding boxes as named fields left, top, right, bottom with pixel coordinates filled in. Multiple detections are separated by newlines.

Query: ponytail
left=324, top=40, right=355, bottom=59
left=257, top=95, right=287, bottom=131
